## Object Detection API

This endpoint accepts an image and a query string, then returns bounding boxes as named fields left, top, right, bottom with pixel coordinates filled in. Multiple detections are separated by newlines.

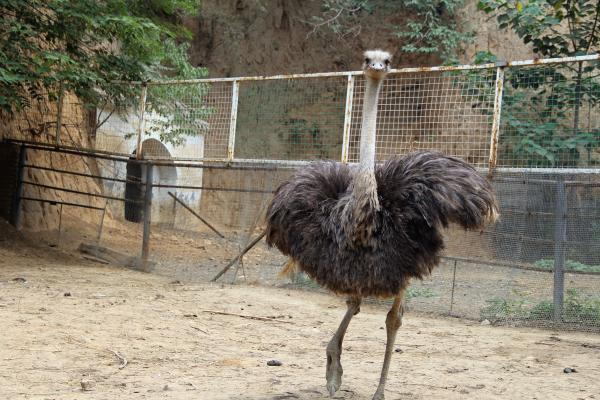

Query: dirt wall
left=0, top=94, right=105, bottom=231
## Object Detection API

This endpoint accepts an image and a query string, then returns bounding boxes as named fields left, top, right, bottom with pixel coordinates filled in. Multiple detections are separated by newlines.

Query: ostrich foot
left=325, top=297, right=361, bottom=397
left=325, top=348, right=343, bottom=397
left=371, top=388, right=385, bottom=400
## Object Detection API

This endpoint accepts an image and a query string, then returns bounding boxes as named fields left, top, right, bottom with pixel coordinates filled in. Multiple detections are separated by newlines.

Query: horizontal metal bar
left=112, top=54, right=599, bottom=85
left=506, top=54, right=599, bottom=67
left=7, top=139, right=137, bottom=163
left=479, top=166, right=600, bottom=174
left=20, top=196, right=105, bottom=211
left=442, top=255, right=600, bottom=276
left=22, top=180, right=139, bottom=203
left=24, top=164, right=145, bottom=185
left=7, top=139, right=600, bottom=174
left=154, top=183, right=273, bottom=194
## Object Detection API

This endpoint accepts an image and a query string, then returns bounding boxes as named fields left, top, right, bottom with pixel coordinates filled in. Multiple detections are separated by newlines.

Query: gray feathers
left=266, top=151, right=499, bottom=297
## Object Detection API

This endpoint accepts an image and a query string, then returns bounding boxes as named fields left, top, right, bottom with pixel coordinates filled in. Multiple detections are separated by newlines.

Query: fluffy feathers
left=266, top=151, right=498, bottom=297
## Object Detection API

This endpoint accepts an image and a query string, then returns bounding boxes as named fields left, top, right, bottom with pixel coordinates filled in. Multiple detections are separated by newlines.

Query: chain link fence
left=3, top=55, right=600, bottom=332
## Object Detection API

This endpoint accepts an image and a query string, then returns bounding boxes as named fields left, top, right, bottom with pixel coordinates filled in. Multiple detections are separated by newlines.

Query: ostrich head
left=362, top=50, right=392, bottom=80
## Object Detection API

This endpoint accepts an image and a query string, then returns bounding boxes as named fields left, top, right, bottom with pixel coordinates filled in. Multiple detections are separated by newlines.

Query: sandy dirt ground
left=1, top=232, right=600, bottom=400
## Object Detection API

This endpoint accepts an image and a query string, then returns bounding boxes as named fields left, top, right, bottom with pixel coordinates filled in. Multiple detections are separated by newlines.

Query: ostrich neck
left=343, top=75, right=383, bottom=246
left=359, top=76, right=383, bottom=170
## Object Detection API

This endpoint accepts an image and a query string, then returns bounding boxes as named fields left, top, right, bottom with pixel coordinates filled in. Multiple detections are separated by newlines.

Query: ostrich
left=265, top=50, right=498, bottom=399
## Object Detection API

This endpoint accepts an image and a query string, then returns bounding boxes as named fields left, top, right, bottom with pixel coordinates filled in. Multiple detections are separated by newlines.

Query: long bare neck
left=343, top=76, right=383, bottom=247
left=359, top=76, right=383, bottom=170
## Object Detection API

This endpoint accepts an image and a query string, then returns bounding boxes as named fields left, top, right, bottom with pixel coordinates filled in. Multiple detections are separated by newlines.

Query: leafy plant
left=394, top=0, right=474, bottom=63
left=533, top=259, right=600, bottom=273
left=1, top=0, right=209, bottom=145
left=307, top=0, right=473, bottom=62
left=477, top=0, right=600, bottom=166
left=481, top=289, right=600, bottom=325
left=564, top=288, right=600, bottom=323
left=529, top=300, right=554, bottom=319
left=406, top=286, right=438, bottom=300
left=480, top=296, right=529, bottom=320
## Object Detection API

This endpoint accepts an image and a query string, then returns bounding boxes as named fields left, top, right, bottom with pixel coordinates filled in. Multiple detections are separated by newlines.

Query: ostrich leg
left=326, top=296, right=361, bottom=397
left=372, top=289, right=406, bottom=400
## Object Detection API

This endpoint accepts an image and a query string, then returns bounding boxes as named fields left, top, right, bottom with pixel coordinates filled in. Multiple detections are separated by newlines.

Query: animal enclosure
left=3, top=55, right=600, bottom=332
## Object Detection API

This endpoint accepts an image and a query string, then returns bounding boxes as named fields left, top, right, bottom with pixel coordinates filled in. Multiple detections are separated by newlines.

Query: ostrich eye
left=364, top=57, right=370, bottom=64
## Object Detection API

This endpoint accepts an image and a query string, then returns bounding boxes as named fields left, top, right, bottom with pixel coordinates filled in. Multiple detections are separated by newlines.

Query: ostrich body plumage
left=266, top=151, right=498, bottom=298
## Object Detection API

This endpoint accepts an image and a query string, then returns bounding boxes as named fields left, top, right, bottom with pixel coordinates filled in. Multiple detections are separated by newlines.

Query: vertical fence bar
left=55, top=83, right=65, bottom=146
left=136, top=83, right=148, bottom=160
left=341, top=74, right=355, bottom=163
left=10, top=144, right=26, bottom=228
left=227, top=80, right=240, bottom=161
left=449, top=259, right=457, bottom=314
left=56, top=203, right=63, bottom=246
left=141, top=162, right=153, bottom=271
left=488, top=64, right=506, bottom=178
left=553, top=178, right=567, bottom=322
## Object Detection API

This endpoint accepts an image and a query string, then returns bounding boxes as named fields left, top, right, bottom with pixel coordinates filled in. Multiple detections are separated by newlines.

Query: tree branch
left=585, top=1, right=600, bottom=54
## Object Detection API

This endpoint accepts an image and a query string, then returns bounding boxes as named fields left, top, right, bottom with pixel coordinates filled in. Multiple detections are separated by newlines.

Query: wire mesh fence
left=347, top=69, right=497, bottom=166
left=498, top=58, right=600, bottom=168
left=3, top=55, right=600, bottom=169
left=3, top=54, right=600, bottom=332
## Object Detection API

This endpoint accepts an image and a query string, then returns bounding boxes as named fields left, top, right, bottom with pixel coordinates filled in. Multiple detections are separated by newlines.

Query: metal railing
left=4, top=54, right=599, bottom=171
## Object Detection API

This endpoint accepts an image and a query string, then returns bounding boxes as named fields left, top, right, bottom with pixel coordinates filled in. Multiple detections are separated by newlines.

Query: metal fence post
left=136, top=83, right=148, bottom=160
left=55, top=83, right=65, bottom=146
left=10, top=144, right=26, bottom=228
left=488, top=64, right=506, bottom=178
left=227, top=80, right=240, bottom=161
left=141, top=161, right=153, bottom=271
left=553, top=178, right=567, bottom=322
left=341, top=74, right=355, bottom=163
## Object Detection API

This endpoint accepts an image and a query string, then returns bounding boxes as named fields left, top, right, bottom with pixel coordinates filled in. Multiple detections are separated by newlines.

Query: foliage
left=406, top=286, right=438, bottom=301
left=393, top=0, right=474, bottom=63
left=533, top=259, right=600, bottom=273
left=481, top=289, right=600, bottom=325
left=480, top=296, right=529, bottom=320
left=307, top=0, right=473, bottom=62
left=564, top=288, right=600, bottom=323
left=0, top=0, right=209, bottom=145
left=306, top=0, right=370, bottom=38
left=476, top=0, right=600, bottom=166
left=478, top=0, right=600, bottom=57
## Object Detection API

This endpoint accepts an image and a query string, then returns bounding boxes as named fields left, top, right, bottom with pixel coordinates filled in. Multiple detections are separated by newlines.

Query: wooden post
left=488, top=63, right=505, bottom=179
left=96, top=200, right=108, bottom=243
left=341, top=74, right=355, bottom=163
left=10, top=144, right=26, bottom=228
left=167, top=191, right=225, bottom=238
left=211, top=231, right=266, bottom=282
left=553, top=178, right=567, bottom=322
left=141, top=162, right=153, bottom=271
left=135, top=83, right=148, bottom=160
left=227, top=81, right=240, bottom=161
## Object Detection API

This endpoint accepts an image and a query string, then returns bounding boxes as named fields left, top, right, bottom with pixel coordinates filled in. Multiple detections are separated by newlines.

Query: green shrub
left=481, top=289, right=600, bottom=326
left=533, top=259, right=600, bottom=273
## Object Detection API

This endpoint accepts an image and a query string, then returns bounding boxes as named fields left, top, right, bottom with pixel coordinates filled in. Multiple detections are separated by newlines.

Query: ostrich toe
left=325, top=352, right=343, bottom=397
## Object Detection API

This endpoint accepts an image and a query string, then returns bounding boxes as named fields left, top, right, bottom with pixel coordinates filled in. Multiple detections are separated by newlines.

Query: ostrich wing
left=376, top=151, right=499, bottom=231
left=266, top=161, right=352, bottom=256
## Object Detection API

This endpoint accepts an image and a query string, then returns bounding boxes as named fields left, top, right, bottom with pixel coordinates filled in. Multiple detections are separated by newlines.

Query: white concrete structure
left=95, top=110, right=205, bottom=226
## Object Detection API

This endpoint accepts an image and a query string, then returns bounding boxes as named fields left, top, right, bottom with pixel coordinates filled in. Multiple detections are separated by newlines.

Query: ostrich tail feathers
left=279, top=258, right=298, bottom=278
left=377, top=151, right=499, bottom=230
